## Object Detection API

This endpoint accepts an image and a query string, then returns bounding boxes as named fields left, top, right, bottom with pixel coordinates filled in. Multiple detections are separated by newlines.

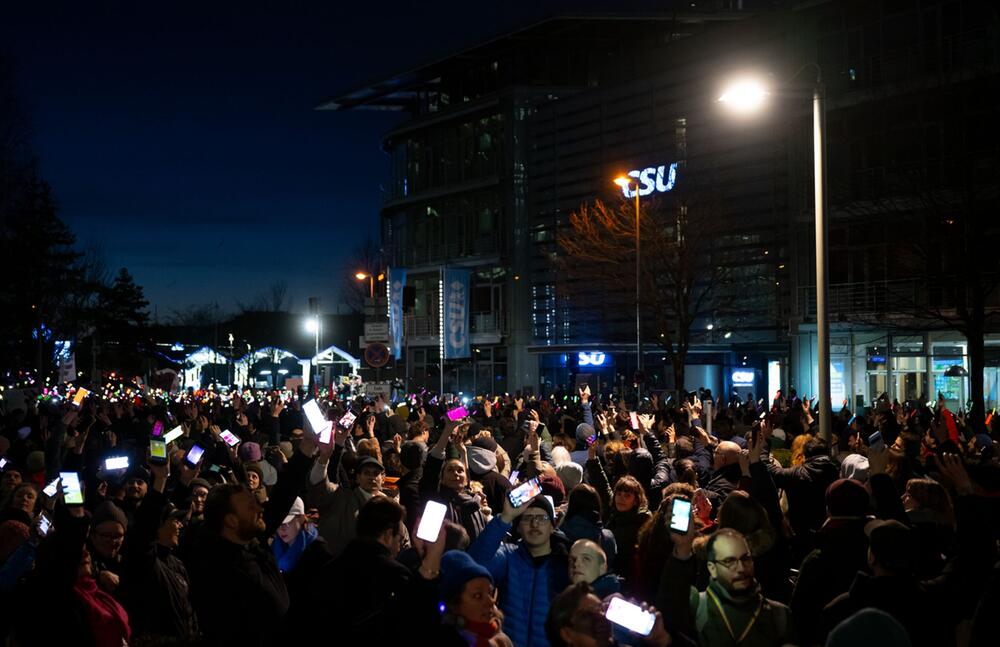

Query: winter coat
left=420, top=454, right=489, bottom=542
left=765, top=455, right=840, bottom=538
left=468, top=516, right=569, bottom=647
left=308, top=446, right=378, bottom=559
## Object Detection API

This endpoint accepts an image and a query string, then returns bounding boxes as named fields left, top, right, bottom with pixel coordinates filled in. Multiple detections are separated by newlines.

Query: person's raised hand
left=318, top=432, right=337, bottom=462
left=737, top=449, right=750, bottom=476
left=150, top=461, right=169, bottom=492
left=365, top=414, right=376, bottom=438
left=235, top=411, right=248, bottom=428
left=270, top=399, right=284, bottom=418
left=500, top=492, right=536, bottom=524
left=483, top=398, right=493, bottom=418
left=514, top=396, right=524, bottom=412
left=62, top=409, right=79, bottom=427
left=299, top=424, right=319, bottom=458
left=665, top=423, right=676, bottom=445
left=638, top=414, right=654, bottom=434
left=668, top=497, right=696, bottom=559
left=579, top=385, right=590, bottom=404
left=588, top=438, right=599, bottom=461
left=934, top=453, right=974, bottom=496
left=178, top=459, right=200, bottom=486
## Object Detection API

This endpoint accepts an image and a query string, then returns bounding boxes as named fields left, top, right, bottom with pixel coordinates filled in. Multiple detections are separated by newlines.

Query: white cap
left=282, top=497, right=305, bottom=525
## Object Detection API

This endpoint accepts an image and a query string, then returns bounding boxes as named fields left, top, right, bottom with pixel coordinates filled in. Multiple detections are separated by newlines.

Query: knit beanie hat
left=839, top=454, right=870, bottom=482
left=466, top=446, right=497, bottom=477
left=555, top=462, right=584, bottom=493
left=440, top=549, right=493, bottom=601
left=576, top=423, right=595, bottom=445
left=92, top=501, right=128, bottom=530
left=239, top=442, right=263, bottom=463
left=826, top=478, right=870, bottom=517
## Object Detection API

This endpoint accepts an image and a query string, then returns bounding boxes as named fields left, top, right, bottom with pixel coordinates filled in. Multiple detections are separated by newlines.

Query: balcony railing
left=403, top=310, right=508, bottom=340
left=796, top=278, right=1000, bottom=319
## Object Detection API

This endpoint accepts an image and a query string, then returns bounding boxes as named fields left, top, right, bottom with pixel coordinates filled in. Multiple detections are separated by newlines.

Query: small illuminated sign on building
left=578, top=352, right=608, bottom=367
left=731, top=369, right=755, bottom=385
left=619, top=162, right=679, bottom=198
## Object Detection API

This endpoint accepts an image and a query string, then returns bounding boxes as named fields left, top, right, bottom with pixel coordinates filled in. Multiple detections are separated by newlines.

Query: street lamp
left=355, top=272, right=385, bottom=299
left=613, top=175, right=643, bottom=391
left=719, top=65, right=831, bottom=441
left=304, top=316, right=320, bottom=388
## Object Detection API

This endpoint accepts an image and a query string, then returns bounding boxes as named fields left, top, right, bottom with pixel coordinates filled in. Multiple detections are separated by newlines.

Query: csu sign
left=619, top=162, right=678, bottom=198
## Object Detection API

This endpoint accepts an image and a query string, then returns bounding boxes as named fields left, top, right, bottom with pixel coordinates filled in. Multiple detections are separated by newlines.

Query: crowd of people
left=0, top=382, right=997, bottom=647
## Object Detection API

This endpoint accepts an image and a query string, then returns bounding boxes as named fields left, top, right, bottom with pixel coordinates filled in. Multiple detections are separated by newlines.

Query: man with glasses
left=468, top=492, right=570, bottom=647
left=659, top=524, right=793, bottom=647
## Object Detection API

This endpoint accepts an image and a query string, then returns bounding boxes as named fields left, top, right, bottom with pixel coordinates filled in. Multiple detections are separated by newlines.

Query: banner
left=442, top=268, right=471, bottom=359
left=388, top=268, right=406, bottom=360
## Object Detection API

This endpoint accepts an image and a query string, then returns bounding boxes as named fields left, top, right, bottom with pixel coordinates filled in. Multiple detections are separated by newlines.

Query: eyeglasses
left=519, top=515, right=551, bottom=526
left=711, top=554, right=753, bottom=570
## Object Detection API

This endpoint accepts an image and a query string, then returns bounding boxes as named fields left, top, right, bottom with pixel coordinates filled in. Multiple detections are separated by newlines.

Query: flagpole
left=439, top=265, right=445, bottom=397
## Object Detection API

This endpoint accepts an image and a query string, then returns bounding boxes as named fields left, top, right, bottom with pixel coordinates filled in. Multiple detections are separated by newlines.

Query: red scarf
left=73, top=576, right=131, bottom=647
left=462, top=618, right=500, bottom=647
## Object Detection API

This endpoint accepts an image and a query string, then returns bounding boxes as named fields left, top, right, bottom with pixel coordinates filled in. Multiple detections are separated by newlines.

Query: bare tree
left=558, top=187, right=763, bottom=394
left=336, top=236, right=382, bottom=314
left=168, top=303, right=223, bottom=327
left=237, top=280, right=292, bottom=313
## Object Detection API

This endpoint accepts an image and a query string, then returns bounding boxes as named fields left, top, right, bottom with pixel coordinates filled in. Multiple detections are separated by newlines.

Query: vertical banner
left=443, top=268, right=471, bottom=359
left=388, top=268, right=406, bottom=360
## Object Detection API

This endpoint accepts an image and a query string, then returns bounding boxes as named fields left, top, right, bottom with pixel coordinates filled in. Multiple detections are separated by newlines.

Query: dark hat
left=826, top=608, right=911, bottom=647
left=92, top=501, right=128, bottom=530
left=826, top=478, right=870, bottom=517
left=125, top=465, right=151, bottom=483
left=471, top=435, right=498, bottom=453
left=356, top=456, right=385, bottom=473
left=865, top=519, right=916, bottom=573
left=189, top=477, right=212, bottom=492
left=244, top=463, right=264, bottom=483
left=0, top=520, right=30, bottom=562
left=440, top=550, right=493, bottom=601
left=527, top=495, right=556, bottom=523
left=537, top=473, right=566, bottom=507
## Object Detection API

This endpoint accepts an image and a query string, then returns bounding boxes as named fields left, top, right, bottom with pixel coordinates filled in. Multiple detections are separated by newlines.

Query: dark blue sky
left=1, top=0, right=631, bottom=319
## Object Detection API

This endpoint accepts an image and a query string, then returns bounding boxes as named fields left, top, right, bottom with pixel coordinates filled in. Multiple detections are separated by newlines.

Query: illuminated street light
left=719, top=65, right=831, bottom=441
left=613, top=175, right=642, bottom=392
left=304, top=318, right=319, bottom=334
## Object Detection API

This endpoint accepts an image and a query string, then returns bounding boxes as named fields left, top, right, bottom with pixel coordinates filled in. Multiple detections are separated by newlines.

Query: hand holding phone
left=446, top=406, right=469, bottom=422
left=59, top=472, right=84, bottom=506
left=668, top=497, right=692, bottom=534
left=605, top=597, right=656, bottom=636
left=150, top=438, right=168, bottom=464
left=185, top=444, right=206, bottom=467
left=416, top=500, right=448, bottom=542
left=507, top=477, right=541, bottom=508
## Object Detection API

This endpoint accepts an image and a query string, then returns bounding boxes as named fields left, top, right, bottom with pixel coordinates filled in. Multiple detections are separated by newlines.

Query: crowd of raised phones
left=0, top=383, right=997, bottom=647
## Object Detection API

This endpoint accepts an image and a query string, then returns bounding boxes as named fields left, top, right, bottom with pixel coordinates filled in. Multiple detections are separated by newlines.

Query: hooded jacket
left=468, top=516, right=569, bottom=647
left=559, top=509, right=618, bottom=566
left=765, top=454, right=841, bottom=537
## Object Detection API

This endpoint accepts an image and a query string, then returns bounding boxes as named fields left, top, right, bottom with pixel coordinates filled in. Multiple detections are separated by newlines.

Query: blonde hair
left=790, top=434, right=812, bottom=466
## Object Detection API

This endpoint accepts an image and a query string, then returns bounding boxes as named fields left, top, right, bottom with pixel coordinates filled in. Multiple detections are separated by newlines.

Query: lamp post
left=614, top=175, right=643, bottom=394
left=355, top=272, right=385, bottom=300
left=305, top=316, right=320, bottom=389
left=719, top=67, right=830, bottom=441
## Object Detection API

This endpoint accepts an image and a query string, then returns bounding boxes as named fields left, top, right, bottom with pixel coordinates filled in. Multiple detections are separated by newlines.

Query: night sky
left=1, top=1, right=637, bottom=318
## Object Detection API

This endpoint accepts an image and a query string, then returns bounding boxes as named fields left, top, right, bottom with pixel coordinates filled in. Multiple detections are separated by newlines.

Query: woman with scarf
left=419, top=422, right=489, bottom=542
left=433, top=550, right=513, bottom=647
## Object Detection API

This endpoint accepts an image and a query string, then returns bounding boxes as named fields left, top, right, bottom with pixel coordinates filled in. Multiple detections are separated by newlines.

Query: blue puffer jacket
left=468, top=517, right=569, bottom=647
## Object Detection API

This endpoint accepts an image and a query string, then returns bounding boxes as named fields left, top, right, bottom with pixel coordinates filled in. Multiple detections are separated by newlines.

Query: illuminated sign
left=578, top=352, right=607, bottom=367
left=731, top=370, right=755, bottom=385
left=620, top=162, right=678, bottom=198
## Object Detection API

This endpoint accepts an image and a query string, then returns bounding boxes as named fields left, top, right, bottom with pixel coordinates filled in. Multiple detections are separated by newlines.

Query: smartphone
left=629, top=411, right=639, bottom=430
left=586, top=434, right=597, bottom=446
left=868, top=431, right=885, bottom=452
left=43, top=477, right=61, bottom=497
left=185, top=444, right=206, bottom=467
left=164, top=426, right=184, bottom=444
left=507, top=477, right=542, bottom=507
left=338, top=410, right=357, bottom=430
left=416, top=500, right=448, bottom=542
left=605, top=597, right=656, bottom=636
left=219, top=430, right=241, bottom=447
left=303, top=399, right=332, bottom=438
left=72, top=388, right=89, bottom=407
left=59, top=471, right=84, bottom=505
left=151, top=420, right=164, bottom=437
left=105, top=456, right=129, bottom=471
left=0, top=457, right=7, bottom=471
left=150, top=438, right=168, bottom=464
left=669, top=497, right=692, bottom=534
left=37, top=512, right=53, bottom=537
left=447, top=406, right=469, bottom=422
left=508, top=470, right=519, bottom=485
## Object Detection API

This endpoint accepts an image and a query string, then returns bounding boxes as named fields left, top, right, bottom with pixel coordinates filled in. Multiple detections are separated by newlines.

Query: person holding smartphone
left=467, top=488, right=569, bottom=647
left=418, top=420, right=489, bottom=543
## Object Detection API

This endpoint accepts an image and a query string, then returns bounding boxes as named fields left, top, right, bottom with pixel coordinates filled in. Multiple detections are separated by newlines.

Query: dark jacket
left=790, top=517, right=870, bottom=644
left=823, top=573, right=949, bottom=647
left=473, top=469, right=513, bottom=517
left=121, top=488, right=199, bottom=644
left=302, top=538, right=440, bottom=644
left=765, top=455, right=840, bottom=538
left=184, top=449, right=310, bottom=646
left=397, top=467, right=423, bottom=533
